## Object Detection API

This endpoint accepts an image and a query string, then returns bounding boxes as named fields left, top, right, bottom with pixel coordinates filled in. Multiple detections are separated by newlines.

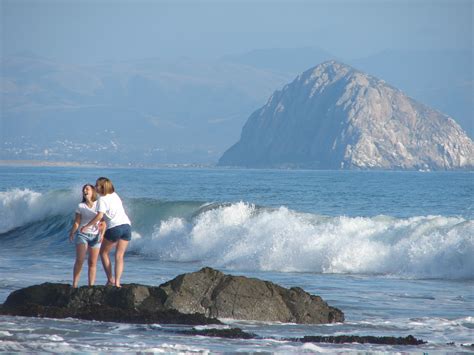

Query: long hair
left=81, top=184, right=98, bottom=203
left=96, top=177, right=115, bottom=195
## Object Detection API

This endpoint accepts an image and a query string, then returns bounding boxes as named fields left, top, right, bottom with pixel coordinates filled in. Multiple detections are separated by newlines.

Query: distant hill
left=218, top=61, right=474, bottom=170
left=0, top=54, right=287, bottom=164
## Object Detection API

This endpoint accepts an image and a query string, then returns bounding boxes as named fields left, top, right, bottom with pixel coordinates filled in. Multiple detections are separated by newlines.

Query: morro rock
left=218, top=60, right=474, bottom=170
left=0, top=267, right=343, bottom=324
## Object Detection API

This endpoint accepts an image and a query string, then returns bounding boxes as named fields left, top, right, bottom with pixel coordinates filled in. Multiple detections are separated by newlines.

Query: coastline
left=0, top=160, right=100, bottom=168
left=0, top=160, right=214, bottom=169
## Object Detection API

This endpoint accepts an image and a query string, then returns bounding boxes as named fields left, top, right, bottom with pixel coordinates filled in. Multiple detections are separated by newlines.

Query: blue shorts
left=76, top=232, right=101, bottom=248
left=104, top=224, right=132, bottom=243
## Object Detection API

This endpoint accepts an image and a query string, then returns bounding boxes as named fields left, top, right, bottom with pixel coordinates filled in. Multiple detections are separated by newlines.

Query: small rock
left=181, top=327, right=257, bottom=339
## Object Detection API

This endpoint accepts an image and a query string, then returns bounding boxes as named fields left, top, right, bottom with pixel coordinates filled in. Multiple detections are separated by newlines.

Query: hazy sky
left=2, top=0, right=472, bottom=63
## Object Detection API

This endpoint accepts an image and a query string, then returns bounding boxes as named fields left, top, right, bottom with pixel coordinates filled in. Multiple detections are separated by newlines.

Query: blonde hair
left=82, top=184, right=98, bottom=203
left=96, top=177, right=115, bottom=195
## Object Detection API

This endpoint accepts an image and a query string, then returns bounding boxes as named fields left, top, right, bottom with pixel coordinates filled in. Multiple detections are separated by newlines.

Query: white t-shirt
left=97, top=192, right=131, bottom=229
left=76, top=201, right=100, bottom=234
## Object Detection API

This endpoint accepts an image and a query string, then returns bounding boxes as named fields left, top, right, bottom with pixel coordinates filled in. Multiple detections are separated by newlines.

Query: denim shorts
left=76, top=232, right=101, bottom=248
left=104, top=224, right=132, bottom=243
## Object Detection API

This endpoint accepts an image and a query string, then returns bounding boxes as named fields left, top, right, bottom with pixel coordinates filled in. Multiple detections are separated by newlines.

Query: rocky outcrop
left=286, top=334, right=426, bottom=345
left=0, top=282, right=219, bottom=325
left=179, top=328, right=426, bottom=345
left=180, top=328, right=426, bottom=345
left=0, top=267, right=343, bottom=324
left=182, top=327, right=257, bottom=339
left=218, top=60, right=474, bottom=170
left=160, top=267, right=343, bottom=323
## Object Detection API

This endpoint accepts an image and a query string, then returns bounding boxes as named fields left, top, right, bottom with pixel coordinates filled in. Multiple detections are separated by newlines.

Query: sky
left=1, top=0, right=472, bottom=63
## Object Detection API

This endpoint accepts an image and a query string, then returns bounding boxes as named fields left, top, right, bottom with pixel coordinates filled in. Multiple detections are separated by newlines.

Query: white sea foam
left=131, top=202, right=474, bottom=279
left=0, top=188, right=79, bottom=233
left=274, top=342, right=355, bottom=353
left=193, top=324, right=231, bottom=331
left=154, top=343, right=210, bottom=353
left=41, top=334, right=65, bottom=342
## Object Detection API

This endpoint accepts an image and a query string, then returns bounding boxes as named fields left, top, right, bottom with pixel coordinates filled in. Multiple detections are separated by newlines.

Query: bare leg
left=114, top=239, right=129, bottom=287
left=100, top=239, right=116, bottom=285
left=88, top=246, right=100, bottom=286
left=73, top=243, right=87, bottom=288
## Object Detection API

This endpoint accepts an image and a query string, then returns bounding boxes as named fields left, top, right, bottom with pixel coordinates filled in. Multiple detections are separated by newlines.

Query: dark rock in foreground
left=0, top=283, right=220, bottom=325
left=181, top=327, right=257, bottom=339
left=0, top=267, right=343, bottom=325
left=286, top=334, right=426, bottom=345
left=160, top=267, right=344, bottom=323
left=179, top=327, right=427, bottom=346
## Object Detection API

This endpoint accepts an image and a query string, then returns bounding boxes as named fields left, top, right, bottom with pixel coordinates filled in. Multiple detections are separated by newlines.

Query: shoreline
left=0, top=160, right=214, bottom=169
left=0, top=160, right=101, bottom=168
left=0, top=160, right=472, bottom=172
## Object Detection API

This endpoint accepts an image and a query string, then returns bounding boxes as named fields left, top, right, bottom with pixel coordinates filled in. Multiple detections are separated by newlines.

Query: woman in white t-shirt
left=81, top=177, right=132, bottom=288
left=68, top=184, right=105, bottom=288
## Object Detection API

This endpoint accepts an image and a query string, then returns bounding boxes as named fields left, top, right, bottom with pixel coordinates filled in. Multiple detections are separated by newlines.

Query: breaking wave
left=130, top=202, right=474, bottom=280
left=0, top=188, right=79, bottom=234
left=1, top=189, right=472, bottom=279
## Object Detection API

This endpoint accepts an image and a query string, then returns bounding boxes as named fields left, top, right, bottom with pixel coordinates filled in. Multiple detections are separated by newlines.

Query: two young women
left=68, top=177, right=131, bottom=288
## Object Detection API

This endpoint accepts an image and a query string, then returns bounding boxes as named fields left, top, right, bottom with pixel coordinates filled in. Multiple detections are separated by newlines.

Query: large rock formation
left=0, top=267, right=343, bottom=324
left=160, top=267, right=343, bottom=323
left=0, top=282, right=219, bottom=325
left=218, top=60, right=474, bottom=170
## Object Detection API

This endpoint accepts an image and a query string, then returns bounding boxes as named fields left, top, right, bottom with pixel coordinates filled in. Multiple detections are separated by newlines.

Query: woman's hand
left=70, top=213, right=80, bottom=243
left=80, top=212, right=104, bottom=235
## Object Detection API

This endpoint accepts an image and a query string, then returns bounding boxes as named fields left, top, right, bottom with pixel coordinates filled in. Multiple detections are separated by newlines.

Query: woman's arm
left=98, top=221, right=107, bottom=242
left=80, top=212, right=104, bottom=233
left=69, top=213, right=81, bottom=242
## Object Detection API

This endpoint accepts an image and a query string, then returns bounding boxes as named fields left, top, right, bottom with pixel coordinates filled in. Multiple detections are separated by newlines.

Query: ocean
left=0, top=166, right=472, bottom=352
